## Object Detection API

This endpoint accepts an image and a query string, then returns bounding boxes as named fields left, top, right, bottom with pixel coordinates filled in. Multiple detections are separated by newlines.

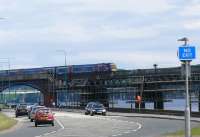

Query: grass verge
left=164, top=125, right=200, bottom=137
left=0, top=113, right=17, bottom=131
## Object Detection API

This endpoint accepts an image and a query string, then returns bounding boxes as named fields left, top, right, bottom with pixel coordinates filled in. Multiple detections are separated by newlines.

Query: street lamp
left=56, top=50, right=68, bottom=106
left=56, top=50, right=67, bottom=67
left=0, top=58, right=11, bottom=106
left=153, top=64, right=157, bottom=74
left=0, top=65, right=4, bottom=104
left=178, top=37, right=191, bottom=137
left=178, top=37, right=189, bottom=45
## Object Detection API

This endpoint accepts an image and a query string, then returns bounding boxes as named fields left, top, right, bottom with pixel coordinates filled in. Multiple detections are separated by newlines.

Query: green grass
left=0, top=113, right=17, bottom=131
left=165, top=125, right=200, bottom=137
left=0, top=104, right=9, bottom=109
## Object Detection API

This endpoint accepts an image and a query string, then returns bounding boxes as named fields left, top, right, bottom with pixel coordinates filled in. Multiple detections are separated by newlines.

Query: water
left=164, top=99, right=199, bottom=112
left=109, top=99, right=199, bottom=112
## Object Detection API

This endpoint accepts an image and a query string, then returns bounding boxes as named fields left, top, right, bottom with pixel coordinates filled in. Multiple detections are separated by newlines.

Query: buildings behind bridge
left=0, top=63, right=200, bottom=112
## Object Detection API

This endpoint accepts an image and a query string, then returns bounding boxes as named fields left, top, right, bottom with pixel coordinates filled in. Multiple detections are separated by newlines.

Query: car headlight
left=102, top=109, right=106, bottom=112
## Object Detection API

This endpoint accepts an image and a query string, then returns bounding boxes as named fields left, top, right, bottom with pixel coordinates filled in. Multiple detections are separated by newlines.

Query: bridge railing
left=0, top=72, right=53, bottom=81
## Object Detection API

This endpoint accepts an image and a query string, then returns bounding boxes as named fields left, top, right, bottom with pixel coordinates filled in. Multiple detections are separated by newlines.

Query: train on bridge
left=0, top=63, right=117, bottom=76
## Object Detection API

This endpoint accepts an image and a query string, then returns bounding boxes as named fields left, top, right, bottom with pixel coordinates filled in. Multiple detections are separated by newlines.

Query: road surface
left=0, top=109, right=199, bottom=137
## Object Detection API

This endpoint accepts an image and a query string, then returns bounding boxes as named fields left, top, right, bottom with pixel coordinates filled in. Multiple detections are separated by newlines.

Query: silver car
left=85, top=102, right=106, bottom=116
left=30, top=106, right=46, bottom=122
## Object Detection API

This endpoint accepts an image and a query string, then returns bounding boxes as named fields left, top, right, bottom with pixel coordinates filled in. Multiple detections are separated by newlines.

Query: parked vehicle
left=34, top=108, right=54, bottom=127
left=85, top=102, right=106, bottom=116
left=30, top=106, right=46, bottom=122
left=15, top=104, right=28, bottom=117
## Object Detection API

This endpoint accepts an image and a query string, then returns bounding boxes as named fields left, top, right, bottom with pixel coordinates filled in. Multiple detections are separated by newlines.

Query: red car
left=34, top=108, right=54, bottom=127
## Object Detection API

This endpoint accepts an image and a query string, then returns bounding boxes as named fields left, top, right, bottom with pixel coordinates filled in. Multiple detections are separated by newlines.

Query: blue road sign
left=178, top=46, right=196, bottom=61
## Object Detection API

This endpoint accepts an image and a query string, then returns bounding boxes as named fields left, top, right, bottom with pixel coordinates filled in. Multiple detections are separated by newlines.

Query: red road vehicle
left=34, top=108, right=54, bottom=127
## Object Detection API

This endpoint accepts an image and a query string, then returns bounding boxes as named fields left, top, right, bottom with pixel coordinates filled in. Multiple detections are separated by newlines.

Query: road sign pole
left=177, top=37, right=194, bottom=137
left=139, top=103, right=141, bottom=112
left=185, top=60, right=191, bottom=137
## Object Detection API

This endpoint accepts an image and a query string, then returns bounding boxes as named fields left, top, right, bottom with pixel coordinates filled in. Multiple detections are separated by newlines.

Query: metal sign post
left=185, top=60, right=191, bottom=137
left=136, top=95, right=142, bottom=111
left=178, top=37, right=196, bottom=137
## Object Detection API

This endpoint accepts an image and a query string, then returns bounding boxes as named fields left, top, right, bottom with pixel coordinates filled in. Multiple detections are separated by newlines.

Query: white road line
left=54, top=112, right=143, bottom=137
left=124, top=131, right=131, bottom=134
left=49, top=131, right=57, bottom=134
left=43, top=133, right=51, bottom=136
left=133, top=122, right=142, bottom=132
left=34, top=118, right=65, bottom=137
left=55, top=118, right=65, bottom=130
left=112, top=134, right=122, bottom=137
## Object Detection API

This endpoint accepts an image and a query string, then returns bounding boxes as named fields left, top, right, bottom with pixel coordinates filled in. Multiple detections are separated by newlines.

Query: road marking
left=44, top=133, right=51, bottom=136
left=54, top=111, right=143, bottom=137
left=133, top=122, right=142, bottom=132
left=34, top=118, right=64, bottom=137
left=112, top=134, right=122, bottom=137
left=50, top=131, right=57, bottom=134
left=124, top=131, right=131, bottom=134
left=55, top=118, right=65, bottom=130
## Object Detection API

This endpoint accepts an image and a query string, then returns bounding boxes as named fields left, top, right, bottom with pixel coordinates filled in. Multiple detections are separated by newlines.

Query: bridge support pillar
left=154, top=92, right=164, bottom=110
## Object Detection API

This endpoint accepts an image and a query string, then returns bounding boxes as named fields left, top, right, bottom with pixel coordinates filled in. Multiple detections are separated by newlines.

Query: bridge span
left=0, top=63, right=200, bottom=113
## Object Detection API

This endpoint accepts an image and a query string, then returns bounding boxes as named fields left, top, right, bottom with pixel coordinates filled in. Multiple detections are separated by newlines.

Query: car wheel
left=90, top=111, right=94, bottom=116
left=35, top=122, right=37, bottom=127
left=52, top=122, right=54, bottom=126
left=31, top=119, right=33, bottom=122
left=15, top=114, right=18, bottom=118
left=102, top=113, right=106, bottom=116
left=85, top=112, right=88, bottom=115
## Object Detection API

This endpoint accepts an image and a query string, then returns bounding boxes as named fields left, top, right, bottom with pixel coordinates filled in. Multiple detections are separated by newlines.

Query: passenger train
left=0, top=63, right=117, bottom=76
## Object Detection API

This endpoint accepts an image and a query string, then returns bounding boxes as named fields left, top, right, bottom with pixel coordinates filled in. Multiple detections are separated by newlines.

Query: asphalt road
left=1, top=109, right=200, bottom=137
left=0, top=109, right=61, bottom=137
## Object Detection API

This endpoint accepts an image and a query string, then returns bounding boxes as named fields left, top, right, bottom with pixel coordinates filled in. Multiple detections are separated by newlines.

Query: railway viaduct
left=0, top=64, right=200, bottom=112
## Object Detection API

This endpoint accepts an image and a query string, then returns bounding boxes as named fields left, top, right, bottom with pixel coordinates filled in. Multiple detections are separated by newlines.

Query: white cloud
left=179, top=4, right=200, bottom=17
left=47, top=23, right=94, bottom=42
left=0, top=23, right=160, bottom=45
left=73, top=51, right=179, bottom=69
left=183, top=20, right=200, bottom=30
left=67, top=0, right=174, bottom=15
left=0, top=0, right=173, bottom=16
left=100, top=26, right=160, bottom=39
left=0, top=0, right=198, bottom=69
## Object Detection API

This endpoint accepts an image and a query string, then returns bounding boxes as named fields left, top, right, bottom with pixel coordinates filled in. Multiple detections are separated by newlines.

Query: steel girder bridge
left=0, top=63, right=200, bottom=112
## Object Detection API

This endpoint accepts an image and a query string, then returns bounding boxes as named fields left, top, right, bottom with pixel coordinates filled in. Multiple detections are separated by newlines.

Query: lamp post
left=56, top=50, right=67, bottom=67
left=56, top=50, right=67, bottom=106
left=153, top=64, right=157, bottom=74
left=0, top=65, right=4, bottom=104
left=153, top=64, right=158, bottom=109
left=0, top=59, right=11, bottom=105
left=178, top=37, right=191, bottom=137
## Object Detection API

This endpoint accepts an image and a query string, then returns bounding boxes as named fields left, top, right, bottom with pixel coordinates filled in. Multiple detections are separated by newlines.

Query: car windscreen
left=93, top=104, right=104, bottom=108
left=32, top=106, right=45, bottom=112
left=18, top=105, right=27, bottom=109
left=37, top=109, right=51, bottom=114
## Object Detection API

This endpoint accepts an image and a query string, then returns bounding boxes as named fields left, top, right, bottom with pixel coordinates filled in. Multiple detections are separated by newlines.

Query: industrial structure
left=0, top=63, right=200, bottom=112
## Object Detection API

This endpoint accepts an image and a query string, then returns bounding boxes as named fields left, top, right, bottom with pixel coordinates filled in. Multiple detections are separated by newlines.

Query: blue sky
left=0, top=0, right=200, bottom=70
